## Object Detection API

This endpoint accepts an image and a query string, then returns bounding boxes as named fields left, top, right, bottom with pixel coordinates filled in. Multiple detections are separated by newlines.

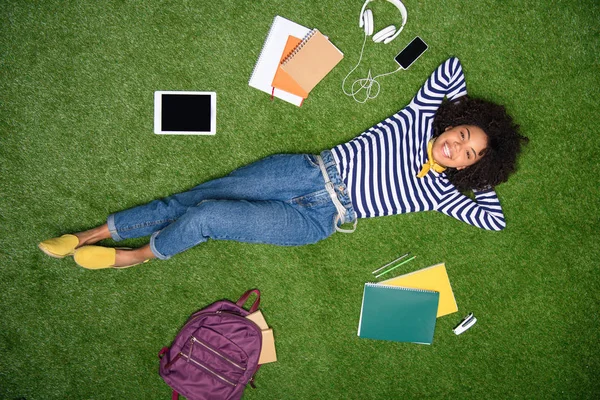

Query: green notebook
left=358, top=283, right=439, bottom=344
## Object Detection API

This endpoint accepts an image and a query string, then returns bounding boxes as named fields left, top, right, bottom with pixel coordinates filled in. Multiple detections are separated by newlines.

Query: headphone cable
left=342, top=33, right=402, bottom=103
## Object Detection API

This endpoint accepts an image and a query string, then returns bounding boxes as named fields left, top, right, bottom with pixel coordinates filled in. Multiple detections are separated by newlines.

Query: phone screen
left=395, top=37, right=428, bottom=69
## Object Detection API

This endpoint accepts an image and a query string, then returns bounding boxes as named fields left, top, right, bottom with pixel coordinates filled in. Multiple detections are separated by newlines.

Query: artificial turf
left=1, top=0, right=598, bottom=398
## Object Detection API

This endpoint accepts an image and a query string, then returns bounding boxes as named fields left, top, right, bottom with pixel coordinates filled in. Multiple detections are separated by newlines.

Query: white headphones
left=359, top=0, right=408, bottom=44
left=343, top=0, right=408, bottom=102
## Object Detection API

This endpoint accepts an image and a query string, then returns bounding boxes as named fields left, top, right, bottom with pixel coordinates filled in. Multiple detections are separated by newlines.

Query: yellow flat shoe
left=73, top=246, right=148, bottom=270
left=38, top=234, right=79, bottom=258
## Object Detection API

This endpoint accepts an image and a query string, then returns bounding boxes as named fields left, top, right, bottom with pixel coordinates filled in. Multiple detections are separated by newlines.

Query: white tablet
left=154, top=91, right=216, bottom=135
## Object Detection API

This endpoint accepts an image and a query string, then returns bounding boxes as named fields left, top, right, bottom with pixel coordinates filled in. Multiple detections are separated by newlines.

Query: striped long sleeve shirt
left=330, top=57, right=506, bottom=231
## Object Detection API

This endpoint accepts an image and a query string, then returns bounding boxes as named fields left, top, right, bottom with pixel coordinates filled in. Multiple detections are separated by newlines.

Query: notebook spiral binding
left=281, top=29, right=318, bottom=66
left=366, top=283, right=437, bottom=294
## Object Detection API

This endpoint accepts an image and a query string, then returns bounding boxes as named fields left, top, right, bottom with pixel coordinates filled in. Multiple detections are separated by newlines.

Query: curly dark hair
left=433, top=96, right=528, bottom=191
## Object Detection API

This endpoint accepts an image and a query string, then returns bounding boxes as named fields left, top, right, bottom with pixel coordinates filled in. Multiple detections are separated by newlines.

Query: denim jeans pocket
left=303, top=154, right=320, bottom=169
left=291, top=189, right=331, bottom=208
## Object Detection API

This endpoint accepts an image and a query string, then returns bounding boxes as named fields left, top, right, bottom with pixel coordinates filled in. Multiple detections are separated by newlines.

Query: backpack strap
left=249, top=364, right=262, bottom=388
left=158, top=347, right=169, bottom=358
left=236, top=289, right=261, bottom=313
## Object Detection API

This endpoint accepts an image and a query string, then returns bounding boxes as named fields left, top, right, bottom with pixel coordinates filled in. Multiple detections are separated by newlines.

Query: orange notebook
left=280, top=30, right=343, bottom=93
left=271, top=36, right=309, bottom=98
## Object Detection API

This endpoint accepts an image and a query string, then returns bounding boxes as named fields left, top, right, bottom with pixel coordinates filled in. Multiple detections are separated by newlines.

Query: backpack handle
left=236, top=289, right=261, bottom=313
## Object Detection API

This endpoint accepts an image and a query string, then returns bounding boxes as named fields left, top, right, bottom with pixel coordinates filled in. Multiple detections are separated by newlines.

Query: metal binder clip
left=453, top=313, right=477, bottom=335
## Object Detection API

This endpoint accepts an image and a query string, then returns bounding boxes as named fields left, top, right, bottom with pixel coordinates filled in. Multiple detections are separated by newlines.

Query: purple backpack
left=159, top=289, right=263, bottom=400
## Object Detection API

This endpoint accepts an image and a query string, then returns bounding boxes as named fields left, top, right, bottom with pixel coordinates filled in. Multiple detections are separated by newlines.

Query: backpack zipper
left=181, top=353, right=237, bottom=387
left=191, top=336, right=246, bottom=370
left=163, top=352, right=182, bottom=370
left=178, top=310, right=262, bottom=387
left=189, top=310, right=261, bottom=333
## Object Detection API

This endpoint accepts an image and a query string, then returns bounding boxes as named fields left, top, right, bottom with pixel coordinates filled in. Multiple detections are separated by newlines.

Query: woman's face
left=432, top=125, right=488, bottom=170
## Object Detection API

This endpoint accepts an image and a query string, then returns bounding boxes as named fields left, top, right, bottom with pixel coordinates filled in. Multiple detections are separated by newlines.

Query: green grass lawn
left=1, top=0, right=598, bottom=398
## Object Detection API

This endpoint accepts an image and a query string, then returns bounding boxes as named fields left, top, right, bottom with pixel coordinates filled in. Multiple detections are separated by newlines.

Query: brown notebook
left=272, top=35, right=309, bottom=98
left=246, top=310, right=269, bottom=330
left=280, top=30, right=344, bottom=93
left=246, top=311, right=277, bottom=364
left=258, top=329, right=277, bottom=364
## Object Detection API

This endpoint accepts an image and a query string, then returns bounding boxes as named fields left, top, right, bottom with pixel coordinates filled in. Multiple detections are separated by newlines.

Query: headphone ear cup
left=372, top=25, right=396, bottom=43
left=363, top=9, right=374, bottom=36
left=382, top=35, right=396, bottom=45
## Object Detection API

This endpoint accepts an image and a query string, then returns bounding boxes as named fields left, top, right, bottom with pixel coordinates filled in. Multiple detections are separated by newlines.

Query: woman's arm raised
left=436, top=187, right=506, bottom=231
left=410, top=57, right=467, bottom=113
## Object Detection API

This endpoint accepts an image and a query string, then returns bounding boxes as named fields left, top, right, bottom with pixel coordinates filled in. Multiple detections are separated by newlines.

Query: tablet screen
left=154, top=91, right=216, bottom=135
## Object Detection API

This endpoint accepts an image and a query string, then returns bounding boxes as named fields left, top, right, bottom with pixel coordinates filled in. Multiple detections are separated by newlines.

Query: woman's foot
left=74, top=245, right=155, bottom=269
left=39, top=225, right=111, bottom=259
left=38, top=234, right=80, bottom=258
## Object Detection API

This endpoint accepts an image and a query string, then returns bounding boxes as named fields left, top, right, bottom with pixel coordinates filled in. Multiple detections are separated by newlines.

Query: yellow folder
left=379, top=263, right=458, bottom=318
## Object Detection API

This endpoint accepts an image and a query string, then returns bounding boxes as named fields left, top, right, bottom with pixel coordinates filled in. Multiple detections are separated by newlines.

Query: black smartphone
left=394, top=36, right=428, bottom=69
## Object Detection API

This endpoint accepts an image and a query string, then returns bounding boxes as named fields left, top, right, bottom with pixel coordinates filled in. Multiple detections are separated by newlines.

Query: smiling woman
left=39, top=57, right=528, bottom=270
left=432, top=97, right=527, bottom=190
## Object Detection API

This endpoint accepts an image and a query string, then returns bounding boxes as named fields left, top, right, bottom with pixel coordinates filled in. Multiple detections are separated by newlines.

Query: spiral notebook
left=271, top=35, right=308, bottom=99
left=248, top=16, right=311, bottom=106
left=358, top=283, right=439, bottom=344
left=380, top=263, right=458, bottom=318
left=281, top=29, right=344, bottom=93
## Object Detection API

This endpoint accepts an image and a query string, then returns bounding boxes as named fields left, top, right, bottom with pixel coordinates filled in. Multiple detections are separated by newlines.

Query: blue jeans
left=107, top=151, right=356, bottom=260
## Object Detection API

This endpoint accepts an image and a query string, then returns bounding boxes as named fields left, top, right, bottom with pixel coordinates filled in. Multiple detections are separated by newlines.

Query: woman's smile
left=443, top=142, right=451, bottom=158
left=432, top=124, right=488, bottom=170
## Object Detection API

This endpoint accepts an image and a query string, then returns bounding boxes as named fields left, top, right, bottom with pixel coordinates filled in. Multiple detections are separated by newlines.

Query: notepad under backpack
left=246, top=310, right=277, bottom=364
left=358, top=283, right=439, bottom=344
